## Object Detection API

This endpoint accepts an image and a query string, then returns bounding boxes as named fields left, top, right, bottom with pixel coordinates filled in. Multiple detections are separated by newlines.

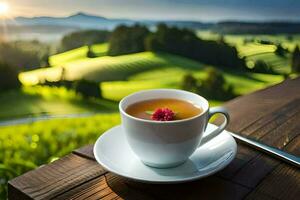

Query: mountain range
left=9, top=12, right=216, bottom=32
left=3, top=12, right=300, bottom=42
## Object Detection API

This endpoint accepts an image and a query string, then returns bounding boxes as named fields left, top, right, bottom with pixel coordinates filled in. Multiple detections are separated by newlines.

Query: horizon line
left=12, top=11, right=300, bottom=24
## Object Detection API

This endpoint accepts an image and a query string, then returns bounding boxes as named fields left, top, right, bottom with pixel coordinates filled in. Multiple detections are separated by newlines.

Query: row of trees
left=0, top=41, right=49, bottom=92
left=108, top=24, right=245, bottom=69
left=0, top=42, right=42, bottom=70
left=108, top=25, right=149, bottom=56
left=60, top=30, right=110, bottom=51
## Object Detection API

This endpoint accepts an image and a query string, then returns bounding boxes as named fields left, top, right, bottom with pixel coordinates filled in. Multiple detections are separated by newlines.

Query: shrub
left=198, top=67, right=235, bottom=100
left=292, top=45, right=300, bottom=73
left=252, top=60, right=274, bottom=74
left=181, top=74, right=198, bottom=93
left=73, top=80, right=102, bottom=98
left=181, top=67, right=235, bottom=101
left=42, top=79, right=101, bottom=98
left=257, top=39, right=274, bottom=45
left=275, top=44, right=288, bottom=57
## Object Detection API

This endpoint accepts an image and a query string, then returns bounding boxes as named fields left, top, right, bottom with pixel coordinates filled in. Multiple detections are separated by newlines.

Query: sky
left=6, top=0, right=300, bottom=21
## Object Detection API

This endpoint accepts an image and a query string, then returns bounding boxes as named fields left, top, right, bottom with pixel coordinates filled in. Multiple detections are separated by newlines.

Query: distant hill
left=215, top=21, right=300, bottom=34
left=2, top=12, right=300, bottom=42
left=8, top=12, right=214, bottom=30
left=11, top=12, right=135, bottom=30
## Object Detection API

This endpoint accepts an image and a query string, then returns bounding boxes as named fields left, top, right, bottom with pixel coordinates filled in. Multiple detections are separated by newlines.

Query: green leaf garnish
left=145, top=111, right=154, bottom=115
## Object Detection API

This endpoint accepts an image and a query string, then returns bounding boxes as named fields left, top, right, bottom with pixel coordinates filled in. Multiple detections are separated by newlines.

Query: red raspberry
left=151, top=108, right=175, bottom=121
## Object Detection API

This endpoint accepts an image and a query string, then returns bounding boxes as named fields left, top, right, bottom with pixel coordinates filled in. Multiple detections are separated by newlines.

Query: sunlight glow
left=0, top=2, right=9, bottom=15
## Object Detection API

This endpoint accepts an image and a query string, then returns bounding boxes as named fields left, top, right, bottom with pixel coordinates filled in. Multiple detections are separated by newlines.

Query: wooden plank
left=105, top=172, right=250, bottom=200
left=8, top=154, right=106, bottom=200
left=260, top=110, right=300, bottom=150
left=217, top=142, right=258, bottom=180
left=55, top=176, right=118, bottom=200
left=231, top=154, right=279, bottom=188
left=245, top=163, right=300, bottom=200
left=240, top=98, right=300, bottom=139
left=71, top=145, right=257, bottom=199
left=74, top=142, right=261, bottom=184
left=7, top=184, right=32, bottom=200
left=73, top=144, right=95, bottom=160
left=104, top=173, right=154, bottom=200
left=245, top=191, right=277, bottom=200
left=284, top=134, right=300, bottom=157
left=221, top=78, right=300, bottom=133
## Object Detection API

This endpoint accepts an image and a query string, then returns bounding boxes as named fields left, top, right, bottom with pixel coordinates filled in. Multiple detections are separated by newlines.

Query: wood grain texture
left=55, top=176, right=118, bottom=200
left=231, top=154, right=279, bottom=188
left=240, top=98, right=300, bottom=138
left=245, top=191, right=277, bottom=200
left=221, top=78, right=300, bottom=133
left=8, top=154, right=106, bottom=200
left=105, top=172, right=250, bottom=200
left=245, top=163, right=300, bottom=200
left=73, top=144, right=95, bottom=160
left=284, top=134, right=300, bottom=157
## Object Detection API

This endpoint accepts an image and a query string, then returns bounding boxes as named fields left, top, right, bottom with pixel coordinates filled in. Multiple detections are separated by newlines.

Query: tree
left=0, top=62, right=20, bottom=92
left=292, top=45, right=300, bottom=73
left=146, top=24, right=245, bottom=69
left=87, top=45, right=97, bottom=58
left=108, top=24, right=150, bottom=56
left=61, top=30, right=110, bottom=51
left=40, top=52, right=50, bottom=67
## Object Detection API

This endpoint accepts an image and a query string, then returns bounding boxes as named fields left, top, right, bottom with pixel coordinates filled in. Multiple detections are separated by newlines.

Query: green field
left=197, top=31, right=300, bottom=51
left=49, top=43, right=109, bottom=67
left=197, top=31, right=300, bottom=74
left=19, top=51, right=202, bottom=85
left=0, top=86, right=117, bottom=120
left=246, top=53, right=291, bottom=74
left=19, top=46, right=285, bottom=102
left=102, top=67, right=283, bottom=101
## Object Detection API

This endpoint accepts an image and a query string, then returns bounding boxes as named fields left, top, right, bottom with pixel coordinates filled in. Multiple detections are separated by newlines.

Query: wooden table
left=8, top=78, right=300, bottom=200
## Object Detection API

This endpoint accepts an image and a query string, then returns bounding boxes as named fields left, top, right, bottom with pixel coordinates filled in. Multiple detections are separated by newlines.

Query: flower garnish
left=148, top=108, right=175, bottom=121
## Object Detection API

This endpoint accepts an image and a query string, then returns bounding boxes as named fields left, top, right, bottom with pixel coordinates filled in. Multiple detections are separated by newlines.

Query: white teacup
left=119, top=89, right=229, bottom=168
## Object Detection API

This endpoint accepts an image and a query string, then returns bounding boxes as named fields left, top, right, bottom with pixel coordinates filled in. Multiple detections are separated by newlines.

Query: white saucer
left=94, top=123, right=237, bottom=184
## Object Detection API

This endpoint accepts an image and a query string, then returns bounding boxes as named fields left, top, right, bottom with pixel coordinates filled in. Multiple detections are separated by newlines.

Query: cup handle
left=199, top=106, right=230, bottom=146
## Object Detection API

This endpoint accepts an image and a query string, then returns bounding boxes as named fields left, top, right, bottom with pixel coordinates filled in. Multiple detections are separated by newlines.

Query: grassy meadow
left=1, top=31, right=298, bottom=198
left=19, top=45, right=284, bottom=101
left=0, top=86, right=117, bottom=120
left=197, top=31, right=300, bottom=74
